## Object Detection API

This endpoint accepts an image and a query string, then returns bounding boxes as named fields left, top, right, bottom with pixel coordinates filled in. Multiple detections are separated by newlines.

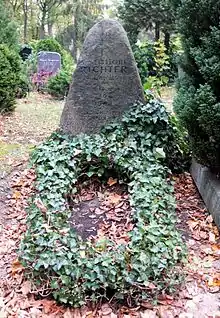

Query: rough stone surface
left=191, top=159, right=220, bottom=228
left=60, top=19, right=144, bottom=136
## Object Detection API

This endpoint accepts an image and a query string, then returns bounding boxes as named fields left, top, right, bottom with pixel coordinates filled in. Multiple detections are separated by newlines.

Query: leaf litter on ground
left=68, top=176, right=133, bottom=245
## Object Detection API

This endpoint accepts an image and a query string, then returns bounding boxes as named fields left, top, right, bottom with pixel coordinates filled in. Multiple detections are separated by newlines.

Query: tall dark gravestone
left=60, top=19, right=145, bottom=136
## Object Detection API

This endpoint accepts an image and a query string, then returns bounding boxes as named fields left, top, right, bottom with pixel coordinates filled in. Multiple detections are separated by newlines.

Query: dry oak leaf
left=13, top=190, right=21, bottom=199
left=41, top=299, right=63, bottom=315
left=108, top=193, right=121, bottom=205
left=199, top=231, right=207, bottom=239
left=187, top=220, right=199, bottom=231
left=208, top=276, right=220, bottom=287
left=107, top=177, right=117, bottom=186
left=11, top=258, right=24, bottom=275
left=30, top=307, right=42, bottom=318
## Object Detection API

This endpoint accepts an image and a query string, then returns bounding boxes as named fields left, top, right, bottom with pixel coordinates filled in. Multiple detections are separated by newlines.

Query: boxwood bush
left=173, top=0, right=220, bottom=172
left=47, top=69, right=72, bottom=99
left=16, top=61, right=31, bottom=98
left=20, top=96, right=186, bottom=306
left=0, top=44, right=21, bottom=113
left=33, top=38, right=64, bottom=60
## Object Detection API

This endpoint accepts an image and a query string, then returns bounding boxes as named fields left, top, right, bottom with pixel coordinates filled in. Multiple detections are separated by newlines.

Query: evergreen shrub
left=47, top=69, right=72, bottom=99
left=173, top=0, right=220, bottom=172
left=0, top=44, right=21, bottom=113
left=16, top=62, right=31, bottom=98
left=34, top=38, right=64, bottom=60
left=46, top=50, right=74, bottom=99
left=0, top=0, right=19, bottom=49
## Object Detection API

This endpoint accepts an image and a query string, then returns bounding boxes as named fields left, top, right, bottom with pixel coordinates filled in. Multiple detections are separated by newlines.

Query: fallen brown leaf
left=21, top=280, right=32, bottom=296
left=108, top=193, right=121, bottom=205
left=13, top=190, right=21, bottom=199
left=209, top=232, right=216, bottom=243
left=11, top=259, right=24, bottom=275
left=107, top=177, right=117, bottom=186
left=141, top=301, right=154, bottom=310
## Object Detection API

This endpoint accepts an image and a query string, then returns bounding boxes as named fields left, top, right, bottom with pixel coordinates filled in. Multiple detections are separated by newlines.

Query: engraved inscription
left=79, top=59, right=129, bottom=74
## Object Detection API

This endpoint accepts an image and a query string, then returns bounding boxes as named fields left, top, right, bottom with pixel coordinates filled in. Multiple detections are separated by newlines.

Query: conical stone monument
left=60, top=19, right=145, bottom=136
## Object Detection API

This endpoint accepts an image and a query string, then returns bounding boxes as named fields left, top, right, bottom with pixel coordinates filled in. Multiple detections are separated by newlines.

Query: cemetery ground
left=0, top=92, right=220, bottom=318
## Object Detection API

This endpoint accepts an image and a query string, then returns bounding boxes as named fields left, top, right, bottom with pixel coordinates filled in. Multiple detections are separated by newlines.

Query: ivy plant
left=20, top=96, right=187, bottom=306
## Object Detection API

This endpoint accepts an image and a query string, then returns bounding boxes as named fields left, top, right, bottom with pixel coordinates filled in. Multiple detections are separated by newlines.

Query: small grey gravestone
left=37, top=51, right=61, bottom=76
left=60, top=19, right=145, bottom=136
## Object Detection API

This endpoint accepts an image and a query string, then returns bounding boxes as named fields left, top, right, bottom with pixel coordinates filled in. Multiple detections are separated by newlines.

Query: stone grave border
left=191, top=159, right=220, bottom=228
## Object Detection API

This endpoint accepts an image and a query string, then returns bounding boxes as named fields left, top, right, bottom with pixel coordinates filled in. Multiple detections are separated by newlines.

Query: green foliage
left=47, top=69, right=72, bottom=99
left=0, top=44, right=21, bottom=113
left=16, top=62, right=31, bottom=98
left=144, top=41, right=170, bottom=95
left=118, top=0, right=175, bottom=46
left=166, top=114, right=191, bottom=173
left=32, top=38, right=64, bottom=61
left=0, top=0, right=18, bottom=49
left=168, top=36, right=183, bottom=81
left=20, top=96, right=187, bottom=306
left=134, top=41, right=156, bottom=84
left=62, top=51, right=75, bottom=71
left=134, top=40, right=171, bottom=94
left=174, top=83, right=220, bottom=171
left=46, top=50, right=74, bottom=99
left=173, top=0, right=220, bottom=171
left=0, top=1, right=28, bottom=102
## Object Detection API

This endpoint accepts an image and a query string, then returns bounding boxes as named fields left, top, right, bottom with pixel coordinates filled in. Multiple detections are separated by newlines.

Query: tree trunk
left=40, top=5, right=47, bottom=39
left=48, top=22, right=53, bottom=36
left=72, top=3, right=80, bottom=62
left=47, top=11, right=53, bottom=36
left=164, top=32, right=170, bottom=51
left=23, top=0, right=28, bottom=43
left=155, top=21, right=160, bottom=41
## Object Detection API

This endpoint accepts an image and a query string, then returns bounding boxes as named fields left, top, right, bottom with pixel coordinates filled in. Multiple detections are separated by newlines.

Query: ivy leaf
left=155, top=147, right=166, bottom=159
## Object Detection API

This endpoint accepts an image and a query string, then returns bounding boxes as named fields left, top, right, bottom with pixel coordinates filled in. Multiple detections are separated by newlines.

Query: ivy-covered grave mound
left=20, top=96, right=188, bottom=306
